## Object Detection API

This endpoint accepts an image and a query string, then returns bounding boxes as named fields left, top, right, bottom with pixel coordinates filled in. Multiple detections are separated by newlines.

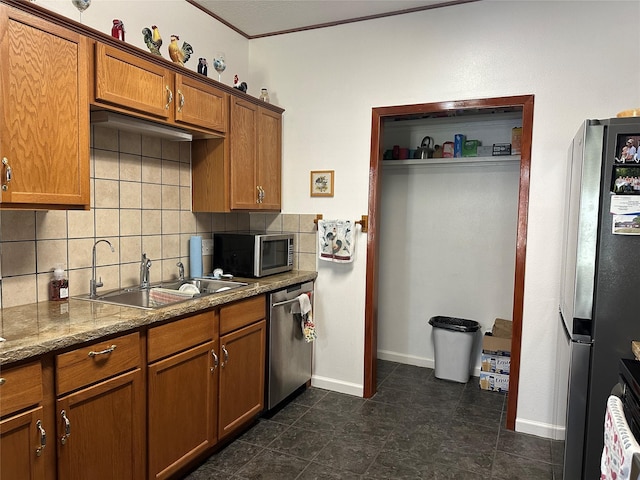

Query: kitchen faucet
left=140, top=253, right=152, bottom=288
left=90, top=239, right=115, bottom=298
left=176, top=261, right=185, bottom=281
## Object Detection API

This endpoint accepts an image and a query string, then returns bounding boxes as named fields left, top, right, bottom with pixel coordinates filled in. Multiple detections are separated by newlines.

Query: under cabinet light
left=90, top=111, right=193, bottom=142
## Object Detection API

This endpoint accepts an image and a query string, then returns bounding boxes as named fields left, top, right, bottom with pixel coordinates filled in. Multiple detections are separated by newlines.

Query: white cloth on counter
left=601, top=395, right=640, bottom=480
left=292, top=292, right=315, bottom=343
left=318, top=219, right=356, bottom=263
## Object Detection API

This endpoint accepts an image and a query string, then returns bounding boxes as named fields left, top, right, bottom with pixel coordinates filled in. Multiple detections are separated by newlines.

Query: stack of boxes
left=479, top=318, right=512, bottom=393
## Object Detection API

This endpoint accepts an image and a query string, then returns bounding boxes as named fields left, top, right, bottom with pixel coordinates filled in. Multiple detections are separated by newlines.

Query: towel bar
left=313, top=214, right=368, bottom=233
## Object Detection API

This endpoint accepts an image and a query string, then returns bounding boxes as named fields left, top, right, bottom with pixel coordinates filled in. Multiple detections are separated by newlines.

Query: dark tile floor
left=186, top=360, right=564, bottom=479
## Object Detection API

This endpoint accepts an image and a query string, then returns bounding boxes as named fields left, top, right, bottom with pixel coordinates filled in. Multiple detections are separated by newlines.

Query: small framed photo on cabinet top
left=310, top=170, right=334, bottom=197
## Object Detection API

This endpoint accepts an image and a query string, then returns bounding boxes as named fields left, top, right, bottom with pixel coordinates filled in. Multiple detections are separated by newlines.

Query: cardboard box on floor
left=482, top=318, right=512, bottom=356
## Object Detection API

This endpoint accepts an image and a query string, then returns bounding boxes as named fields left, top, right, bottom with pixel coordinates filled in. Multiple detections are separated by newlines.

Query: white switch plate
left=202, top=239, right=213, bottom=255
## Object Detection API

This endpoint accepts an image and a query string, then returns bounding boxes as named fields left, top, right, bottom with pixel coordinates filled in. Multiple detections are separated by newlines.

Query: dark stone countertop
left=0, top=270, right=317, bottom=365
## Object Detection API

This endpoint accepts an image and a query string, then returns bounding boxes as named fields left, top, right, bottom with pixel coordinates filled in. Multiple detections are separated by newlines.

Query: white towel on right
left=601, top=395, right=640, bottom=480
left=318, top=219, right=355, bottom=263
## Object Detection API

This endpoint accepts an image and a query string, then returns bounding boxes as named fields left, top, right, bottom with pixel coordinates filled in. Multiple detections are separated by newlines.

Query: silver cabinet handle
left=165, top=85, right=173, bottom=110
left=221, top=345, right=228, bottom=367
left=178, top=89, right=185, bottom=113
left=256, top=186, right=261, bottom=204
left=2, top=157, right=11, bottom=192
left=60, top=410, right=71, bottom=445
left=36, top=420, right=46, bottom=456
left=211, top=349, right=218, bottom=372
left=259, top=186, right=265, bottom=203
left=88, top=344, right=116, bottom=357
left=0, top=377, right=5, bottom=386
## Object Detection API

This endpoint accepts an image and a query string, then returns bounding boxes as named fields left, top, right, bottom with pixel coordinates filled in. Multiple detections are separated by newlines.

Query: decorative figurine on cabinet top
left=197, top=58, right=208, bottom=76
left=168, top=35, right=193, bottom=66
left=111, top=19, right=125, bottom=41
left=233, top=75, right=248, bottom=93
left=72, top=0, right=91, bottom=13
left=142, top=25, right=162, bottom=56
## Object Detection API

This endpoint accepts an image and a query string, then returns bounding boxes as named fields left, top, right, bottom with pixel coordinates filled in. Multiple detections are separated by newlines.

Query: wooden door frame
left=363, top=95, right=534, bottom=430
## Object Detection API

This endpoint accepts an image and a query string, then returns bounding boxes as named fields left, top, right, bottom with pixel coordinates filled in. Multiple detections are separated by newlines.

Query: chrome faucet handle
left=140, top=253, right=152, bottom=288
left=176, top=262, right=185, bottom=281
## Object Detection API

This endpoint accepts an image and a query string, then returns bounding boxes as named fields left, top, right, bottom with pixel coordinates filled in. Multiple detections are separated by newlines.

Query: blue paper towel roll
left=190, top=235, right=203, bottom=278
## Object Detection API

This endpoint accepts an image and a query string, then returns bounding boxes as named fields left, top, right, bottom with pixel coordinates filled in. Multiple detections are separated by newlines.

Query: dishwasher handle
left=272, top=292, right=311, bottom=308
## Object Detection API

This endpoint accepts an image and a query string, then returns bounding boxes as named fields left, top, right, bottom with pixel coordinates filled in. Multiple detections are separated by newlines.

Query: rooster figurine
left=168, top=35, right=193, bottom=66
left=233, top=75, right=248, bottom=93
left=142, top=25, right=162, bottom=56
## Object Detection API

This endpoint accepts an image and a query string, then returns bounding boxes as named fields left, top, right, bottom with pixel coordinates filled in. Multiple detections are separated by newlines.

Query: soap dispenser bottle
left=50, top=265, right=69, bottom=301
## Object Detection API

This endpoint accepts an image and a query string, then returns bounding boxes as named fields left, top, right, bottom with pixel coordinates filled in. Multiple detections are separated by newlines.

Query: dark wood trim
left=186, top=0, right=481, bottom=39
left=365, top=95, right=534, bottom=432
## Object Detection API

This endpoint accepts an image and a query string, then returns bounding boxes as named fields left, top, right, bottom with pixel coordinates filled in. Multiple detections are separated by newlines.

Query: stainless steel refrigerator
left=560, top=117, right=640, bottom=479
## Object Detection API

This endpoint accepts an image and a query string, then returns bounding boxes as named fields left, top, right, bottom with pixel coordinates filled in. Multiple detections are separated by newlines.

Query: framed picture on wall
left=310, top=170, right=334, bottom=197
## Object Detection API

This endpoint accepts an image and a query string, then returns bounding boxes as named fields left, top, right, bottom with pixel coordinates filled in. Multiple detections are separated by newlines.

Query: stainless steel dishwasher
left=267, top=281, right=314, bottom=411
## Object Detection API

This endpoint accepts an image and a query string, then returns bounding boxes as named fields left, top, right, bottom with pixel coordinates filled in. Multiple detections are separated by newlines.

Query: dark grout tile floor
left=185, top=360, right=564, bottom=479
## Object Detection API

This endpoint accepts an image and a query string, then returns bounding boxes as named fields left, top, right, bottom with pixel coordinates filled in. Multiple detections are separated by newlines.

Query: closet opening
left=363, top=95, right=534, bottom=430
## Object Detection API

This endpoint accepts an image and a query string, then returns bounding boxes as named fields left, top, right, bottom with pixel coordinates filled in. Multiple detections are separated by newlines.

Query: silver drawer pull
left=36, top=420, right=46, bottom=456
left=165, top=85, right=173, bottom=110
left=88, top=344, right=116, bottom=357
left=211, top=350, right=218, bottom=373
left=0, top=377, right=5, bottom=386
left=2, top=157, right=11, bottom=191
left=221, top=345, right=228, bottom=367
left=60, top=410, right=71, bottom=445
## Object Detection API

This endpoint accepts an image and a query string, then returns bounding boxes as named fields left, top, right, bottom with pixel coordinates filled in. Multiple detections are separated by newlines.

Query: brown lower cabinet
left=1, top=406, right=46, bottom=480
left=147, top=311, right=219, bottom=480
left=55, top=332, right=145, bottom=480
left=1, top=295, right=268, bottom=480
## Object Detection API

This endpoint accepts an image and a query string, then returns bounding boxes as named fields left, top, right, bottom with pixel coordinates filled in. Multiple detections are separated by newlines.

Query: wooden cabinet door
left=229, top=98, right=258, bottom=210
left=174, top=75, right=228, bottom=133
left=257, top=107, right=282, bottom=210
left=0, top=5, right=89, bottom=207
left=94, top=43, right=172, bottom=120
left=56, top=369, right=144, bottom=480
left=147, top=340, right=218, bottom=480
left=218, top=319, right=266, bottom=440
left=1, top=407, right=46, bottom=480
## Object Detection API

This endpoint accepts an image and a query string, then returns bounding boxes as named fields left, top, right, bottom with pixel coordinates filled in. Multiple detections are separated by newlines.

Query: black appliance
left=560, top=117, right=640, bottom=479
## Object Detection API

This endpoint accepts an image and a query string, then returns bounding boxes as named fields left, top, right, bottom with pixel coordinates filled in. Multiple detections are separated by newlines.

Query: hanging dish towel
left=318, top=219, right=356, bottom=263
left=601, top=395, right=640, bottom=480
left=294, top=292, right=316, bottom=343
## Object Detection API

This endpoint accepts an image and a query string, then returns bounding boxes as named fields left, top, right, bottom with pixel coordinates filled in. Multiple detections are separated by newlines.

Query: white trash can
left=428, top=316, right=480, bottom=383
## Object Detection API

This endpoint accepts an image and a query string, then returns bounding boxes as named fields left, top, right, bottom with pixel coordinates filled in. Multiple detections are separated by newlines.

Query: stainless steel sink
left=74, top=278, right=249, bottom=310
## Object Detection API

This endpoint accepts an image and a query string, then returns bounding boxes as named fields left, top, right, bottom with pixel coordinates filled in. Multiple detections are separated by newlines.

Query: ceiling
left=187, top=0, right=474, bottom=38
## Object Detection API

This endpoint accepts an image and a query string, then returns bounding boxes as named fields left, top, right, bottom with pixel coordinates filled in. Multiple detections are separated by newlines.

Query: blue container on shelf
left=454, top=134, right=465, bottom=158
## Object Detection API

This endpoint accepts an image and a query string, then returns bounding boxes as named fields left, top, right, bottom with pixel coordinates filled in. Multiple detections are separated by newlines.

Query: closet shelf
left=382, top=155, right=521, bottom=168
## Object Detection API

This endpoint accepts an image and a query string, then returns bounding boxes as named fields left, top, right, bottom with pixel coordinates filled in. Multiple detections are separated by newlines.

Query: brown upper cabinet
left=192, top=99, right=282, bottom=212
left=0, top=4, right=90, bottom=209
left=94, top=43, right=228, bottom=135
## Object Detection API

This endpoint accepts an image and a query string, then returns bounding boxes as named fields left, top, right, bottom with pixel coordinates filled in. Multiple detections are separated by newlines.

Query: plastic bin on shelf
left=428, top=316, right=480, bottom=383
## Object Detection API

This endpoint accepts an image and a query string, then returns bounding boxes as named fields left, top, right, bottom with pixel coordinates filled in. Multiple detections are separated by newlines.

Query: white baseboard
left=311, top=375, right=363, bottom=397
left=516, top=417, right=566, bottom=440
left=377, top=349, right=484, bottom=377
left=377, top=349, right=434, bottom=369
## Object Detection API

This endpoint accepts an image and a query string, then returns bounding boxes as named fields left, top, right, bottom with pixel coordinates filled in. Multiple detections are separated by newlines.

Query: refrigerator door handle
left=563, top=340, right=593, bottom=480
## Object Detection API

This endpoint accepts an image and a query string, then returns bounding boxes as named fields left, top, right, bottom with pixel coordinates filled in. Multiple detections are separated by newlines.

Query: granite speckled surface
left=0, top=271, right=317, bottom=365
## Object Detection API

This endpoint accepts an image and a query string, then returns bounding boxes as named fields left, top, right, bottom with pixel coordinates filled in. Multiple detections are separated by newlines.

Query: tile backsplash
left=0, top=126, right=317, bottom=309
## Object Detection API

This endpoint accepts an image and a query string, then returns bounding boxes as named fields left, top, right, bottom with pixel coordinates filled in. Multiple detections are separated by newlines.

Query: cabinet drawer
left=56, top=332, right=140, bottom=395
left=0, top=361, right=42, bottom=417
left=148, top=310, right=217, bottom=363
left=220, top=295, right=266, bottom=335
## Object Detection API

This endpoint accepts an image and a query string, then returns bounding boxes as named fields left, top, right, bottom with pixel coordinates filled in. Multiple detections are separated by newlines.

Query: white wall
left=247, top=0, right=640, bottom=437
left=36, top=0, right=249, bottom=90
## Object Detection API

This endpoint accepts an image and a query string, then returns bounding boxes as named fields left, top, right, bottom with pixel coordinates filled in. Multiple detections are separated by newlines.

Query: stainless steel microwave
left=213, top=232, right=294, bottom=278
